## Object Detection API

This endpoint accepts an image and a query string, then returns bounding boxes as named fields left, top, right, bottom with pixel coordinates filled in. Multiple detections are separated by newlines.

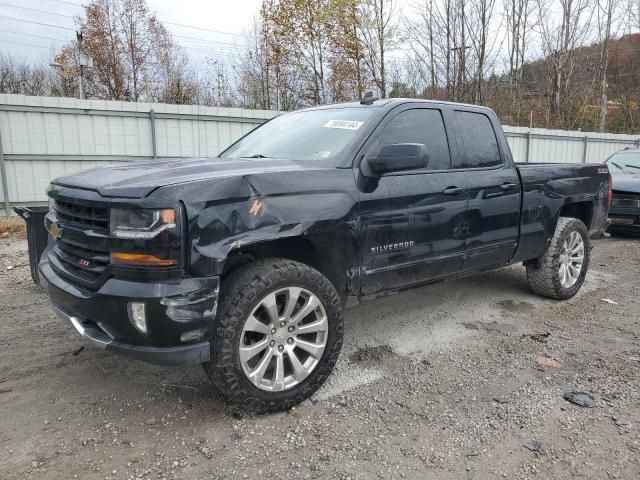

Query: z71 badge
left=597, top=167, right=608, bottom=174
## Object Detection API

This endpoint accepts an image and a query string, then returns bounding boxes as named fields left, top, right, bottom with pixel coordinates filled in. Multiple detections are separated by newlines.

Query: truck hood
left=611, top=172, right=640, bottom=194
left=52, top=157, right=307, bottom=198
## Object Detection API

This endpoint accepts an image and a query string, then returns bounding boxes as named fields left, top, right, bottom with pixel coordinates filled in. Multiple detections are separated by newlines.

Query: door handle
left=442, top=186, right=464, bottom=195
left=500, top=182, right=518, bottom=191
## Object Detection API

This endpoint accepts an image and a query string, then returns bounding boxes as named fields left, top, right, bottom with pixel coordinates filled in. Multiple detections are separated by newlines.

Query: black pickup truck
left=36, top=98, right=611, bottom=411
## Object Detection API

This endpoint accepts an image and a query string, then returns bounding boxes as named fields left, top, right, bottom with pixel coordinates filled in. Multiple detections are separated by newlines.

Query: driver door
left=357, top=106, right=469, bottom=295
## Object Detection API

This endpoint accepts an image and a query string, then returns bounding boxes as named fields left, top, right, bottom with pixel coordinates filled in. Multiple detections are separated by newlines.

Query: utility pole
left=49, top=31, right=92, bottom=100
left=77, top=31, right=86, bottom=100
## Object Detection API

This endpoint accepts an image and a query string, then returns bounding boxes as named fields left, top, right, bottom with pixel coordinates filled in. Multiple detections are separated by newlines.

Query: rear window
left=454, top=111, right=502, bottom=168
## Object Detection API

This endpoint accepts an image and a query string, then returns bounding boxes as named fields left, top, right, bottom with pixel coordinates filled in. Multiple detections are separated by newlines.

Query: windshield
left=607, top=152, right=640, bottom=174
left=219, top=108, right=375, bottom=165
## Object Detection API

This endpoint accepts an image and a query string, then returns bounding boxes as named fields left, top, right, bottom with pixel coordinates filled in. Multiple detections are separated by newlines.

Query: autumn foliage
left=2, top=0, right=640, bottom=133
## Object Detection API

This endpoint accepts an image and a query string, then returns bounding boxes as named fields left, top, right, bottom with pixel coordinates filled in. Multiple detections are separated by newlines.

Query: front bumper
left=51, top=303, right=211, bottom=366
left=608, top=205, right=640, bottom=231
left=40, top=257, right=218, bottom=366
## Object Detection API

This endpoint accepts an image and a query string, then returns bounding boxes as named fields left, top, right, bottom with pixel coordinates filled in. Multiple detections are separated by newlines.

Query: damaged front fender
left=156, top=167, right=360, bottom=287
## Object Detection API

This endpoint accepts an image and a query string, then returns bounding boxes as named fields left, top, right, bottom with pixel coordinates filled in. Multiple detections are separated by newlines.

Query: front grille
left=49, top=196, right=111, bottom=289
left=612, top=191, right=640, bottom=204
left=54, top=198, right=110, bottom=231
left=54, top=241, right=109, bottom=281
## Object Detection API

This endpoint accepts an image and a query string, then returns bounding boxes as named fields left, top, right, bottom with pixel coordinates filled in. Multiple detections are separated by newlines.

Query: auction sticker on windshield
left=323, top=120, right=364, bottom=130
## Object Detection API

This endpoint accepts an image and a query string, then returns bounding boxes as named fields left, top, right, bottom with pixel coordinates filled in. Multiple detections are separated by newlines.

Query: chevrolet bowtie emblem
left=48, top=223, right=62, bottom=239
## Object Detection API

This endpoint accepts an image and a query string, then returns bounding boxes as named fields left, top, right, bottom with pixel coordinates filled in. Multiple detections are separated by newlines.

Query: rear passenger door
left=358, top=105, right=469, bottom=294
left=453, top=109, right=521, bottom=271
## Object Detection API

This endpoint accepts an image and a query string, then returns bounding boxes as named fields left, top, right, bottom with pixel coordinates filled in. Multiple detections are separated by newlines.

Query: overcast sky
left=0, top=0, right=269, bottom=65
left=0, top=0, right=417, bottom=68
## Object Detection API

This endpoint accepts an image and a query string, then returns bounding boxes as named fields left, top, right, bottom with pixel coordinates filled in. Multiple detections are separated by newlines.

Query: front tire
left=526, top=217, right=590, bottom=300
left=203, top=258, right=343, bottom=412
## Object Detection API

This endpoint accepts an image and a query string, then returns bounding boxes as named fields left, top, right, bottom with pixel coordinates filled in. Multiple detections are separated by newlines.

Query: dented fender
left=148, top=166, right=361, bottom=281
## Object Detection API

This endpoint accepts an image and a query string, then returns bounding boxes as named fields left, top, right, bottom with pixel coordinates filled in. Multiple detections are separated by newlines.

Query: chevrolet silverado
left=36, top=98, right=611, bottom=411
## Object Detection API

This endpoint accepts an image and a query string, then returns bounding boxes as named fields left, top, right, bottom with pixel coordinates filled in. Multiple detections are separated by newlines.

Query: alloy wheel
left=558, top=231, right=585, bottom=289
left=239, top=287, right=328, bottom=391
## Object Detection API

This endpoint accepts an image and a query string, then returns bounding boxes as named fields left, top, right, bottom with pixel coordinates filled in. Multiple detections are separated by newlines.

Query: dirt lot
left=1, top=233, right=639, bottom=480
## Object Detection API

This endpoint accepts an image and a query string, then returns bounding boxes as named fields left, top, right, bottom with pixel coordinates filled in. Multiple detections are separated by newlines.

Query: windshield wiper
left=610, top=161, right=636, bottom=174
left=241, top=154, right=269, bottom=158
left=610, top=161, right=623, bottom=170
left=624, top=164, right=640, bottom=171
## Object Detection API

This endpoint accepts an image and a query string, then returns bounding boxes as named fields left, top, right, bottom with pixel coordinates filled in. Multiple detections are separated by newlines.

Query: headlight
left=110, top=208, right=176, bottom=239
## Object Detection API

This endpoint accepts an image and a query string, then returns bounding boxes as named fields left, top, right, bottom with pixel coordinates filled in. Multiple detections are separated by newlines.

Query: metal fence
left=504, top=125, right=640, bottom=165
left=0, top=94, right=276, bottom=215
left=2, top=93, right=639, bottom=215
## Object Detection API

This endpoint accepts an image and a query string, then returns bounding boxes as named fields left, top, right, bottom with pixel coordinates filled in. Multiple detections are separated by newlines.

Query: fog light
left=127, top=302, right=147, bottom=333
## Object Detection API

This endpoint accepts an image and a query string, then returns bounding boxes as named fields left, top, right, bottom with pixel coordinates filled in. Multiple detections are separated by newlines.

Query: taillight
left=608, top=175, right=613, bottom=206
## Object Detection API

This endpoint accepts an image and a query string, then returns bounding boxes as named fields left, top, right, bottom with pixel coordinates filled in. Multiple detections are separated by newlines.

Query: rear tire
left=526, top=217, right=590, bottom=300
left=203, top=258, right=343, bottom=413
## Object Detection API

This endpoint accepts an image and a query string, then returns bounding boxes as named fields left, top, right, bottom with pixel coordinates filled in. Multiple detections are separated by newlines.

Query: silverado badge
left=371, top=241, right=414, bottom=254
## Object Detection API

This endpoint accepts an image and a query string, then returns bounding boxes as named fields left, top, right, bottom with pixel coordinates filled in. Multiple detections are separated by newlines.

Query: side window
left=371, top=109, right=451, bottom=171
left=454, top=111, right=502, bottom=168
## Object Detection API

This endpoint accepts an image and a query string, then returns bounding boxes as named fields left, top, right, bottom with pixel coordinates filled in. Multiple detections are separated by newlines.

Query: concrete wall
left=1, top=94, right=639, bottom=214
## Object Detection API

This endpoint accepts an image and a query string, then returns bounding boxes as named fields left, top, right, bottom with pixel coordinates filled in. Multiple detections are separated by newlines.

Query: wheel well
left=222, top=236, right=350, bottom=299
left=559, top=201, right=593, bottom=229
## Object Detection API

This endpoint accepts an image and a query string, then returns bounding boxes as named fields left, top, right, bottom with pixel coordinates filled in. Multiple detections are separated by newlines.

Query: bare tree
left=79, top=0, right=127, bottom=99
left=262, top=0, right=334, bottom=105
left=536, top=0, right=596, bottom=128
left=503, top=0, right=535, bottom=123
left=152, top=30, right=197, bottom=104
left=596, top=0, right=623, bottom=131
left=0, top=54, right=57, bottom=95
left=3, top=0, right=640, bottom=133
left=405, top=0, right=460, bottom=100
left=236, top=17, right=274, bottom=110
left=467, top=0, right=497, bottom=103
left=327, top=0, right=368, bottom=101
left=236, top=15, right=304, bottom=110
left=118, top=0, right=162, bottom=101
left=404, top=0, right=439, bottom=98
left=52, top=0, right=194, bottom=103
left=359, top=0, right=397, bottom=98
left=454, top=0, right=468, bottom=100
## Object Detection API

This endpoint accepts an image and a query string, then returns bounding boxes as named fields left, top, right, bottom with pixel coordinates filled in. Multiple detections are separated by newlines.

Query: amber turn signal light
left=111, top=252, right=177, bottom=267
left=161, top=209, right=176, bottom=224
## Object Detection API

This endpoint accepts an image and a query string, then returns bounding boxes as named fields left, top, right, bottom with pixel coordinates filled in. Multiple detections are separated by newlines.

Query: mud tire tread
left=526, top=217, right=590, bottom=300
left=203, top=258, right=343, bottom=413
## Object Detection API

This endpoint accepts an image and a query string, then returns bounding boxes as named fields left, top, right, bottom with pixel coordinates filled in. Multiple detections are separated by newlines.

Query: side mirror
left=365, top=143, right=428, bottom=176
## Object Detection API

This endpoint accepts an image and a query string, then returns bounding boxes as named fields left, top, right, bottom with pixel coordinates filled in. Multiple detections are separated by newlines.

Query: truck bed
left=512, top=162, right=610, bottom=263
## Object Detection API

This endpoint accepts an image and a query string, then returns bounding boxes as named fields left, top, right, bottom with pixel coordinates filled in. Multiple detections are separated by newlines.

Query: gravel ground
left=0, top=234, right=639, bottom=479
